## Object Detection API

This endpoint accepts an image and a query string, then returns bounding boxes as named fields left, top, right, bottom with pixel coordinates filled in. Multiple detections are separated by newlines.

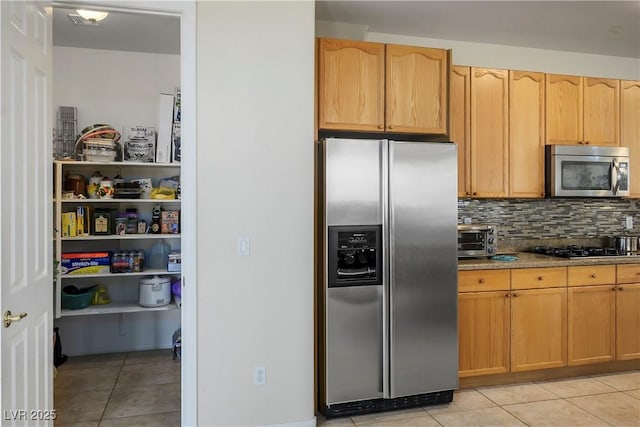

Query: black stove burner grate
left=533, top=245, right=623, bottom=258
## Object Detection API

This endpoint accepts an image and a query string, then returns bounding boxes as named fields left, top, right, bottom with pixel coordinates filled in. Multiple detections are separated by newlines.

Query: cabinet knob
left=618, top=287, right=624, bottom=291
left=611, top=287, right=617, bottom=291
left=472, top=192, right=478, bottom=196
left=578, top=141, right=584, bottom=144
left=512, top=293, right=518, bottom=298
left=466, top=192, right=471, bottom=196
left=479, top=279, right=485, bottom=284
left=585, top=140, right=590, bottom=145
left=388, top=125, right=394, bottom=130
left=591, top=274, right=597, bottom=278
left=505, top=293, right=510, bottom=298
left=537, top=276, right=543, bottom=281
left=378, top=124, right=384, bottom=129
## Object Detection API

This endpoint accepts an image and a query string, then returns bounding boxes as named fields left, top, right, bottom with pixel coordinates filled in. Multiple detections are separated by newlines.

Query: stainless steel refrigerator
left=318, top=138, right=458, bottom=417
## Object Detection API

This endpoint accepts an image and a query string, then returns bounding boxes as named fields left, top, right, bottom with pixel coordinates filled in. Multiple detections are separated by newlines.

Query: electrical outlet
left=254, top=365, right=266, bottom=385
left=626, top=216, right=634, bottom=229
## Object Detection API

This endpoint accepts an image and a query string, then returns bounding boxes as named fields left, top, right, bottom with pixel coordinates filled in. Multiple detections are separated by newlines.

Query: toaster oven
left=458, top=224, right=497, bottom=258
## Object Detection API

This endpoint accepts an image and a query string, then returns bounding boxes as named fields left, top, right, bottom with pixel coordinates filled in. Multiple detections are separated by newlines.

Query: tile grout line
left=561, top=397, right=617, bottom=427
left=98, top=355, right=127, bottom=424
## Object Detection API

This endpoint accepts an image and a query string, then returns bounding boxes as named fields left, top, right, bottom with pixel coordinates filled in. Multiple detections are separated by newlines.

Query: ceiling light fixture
left=75, top=9, right=109, bottom=22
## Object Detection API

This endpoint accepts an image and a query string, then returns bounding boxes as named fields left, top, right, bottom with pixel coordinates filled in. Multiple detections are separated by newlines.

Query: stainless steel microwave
left=458, top=224, right=497, bottom=258
left=545, top=145, right=629, bottom=197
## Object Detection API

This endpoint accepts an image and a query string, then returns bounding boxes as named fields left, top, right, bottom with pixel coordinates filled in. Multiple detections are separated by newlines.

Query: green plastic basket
left=62, top=288, right=96, bottom=310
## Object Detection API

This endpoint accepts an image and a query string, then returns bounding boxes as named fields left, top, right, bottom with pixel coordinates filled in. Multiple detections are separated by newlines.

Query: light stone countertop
left=458, top=252, right=640, bottom=270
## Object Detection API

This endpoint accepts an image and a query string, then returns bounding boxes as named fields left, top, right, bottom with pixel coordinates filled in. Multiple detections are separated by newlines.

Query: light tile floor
left=318, top=371, right=640, bottom=427
left=54, top=349, right=180, bottom=426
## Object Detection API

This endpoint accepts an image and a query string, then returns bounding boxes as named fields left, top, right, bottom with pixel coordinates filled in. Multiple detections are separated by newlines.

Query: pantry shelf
left=59, top=199, right=180, bottom=204
left=56, top=160, right=181, bottom=168
left=61, top=234, right=180, bottom=241
left=60, top=300, right=180, bottom=317
left=53, top=160, right=181, bottom=318
left=61, top=269, right=177, bottom=279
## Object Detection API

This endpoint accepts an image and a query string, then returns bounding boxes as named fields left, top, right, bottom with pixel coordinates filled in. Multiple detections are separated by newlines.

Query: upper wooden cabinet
left=317, top=38, right=385, bottom=132
left=584, top=77, right=620, bottom=146
left=385, top=44, right=449, bottom=134
left=546, top=74, right=582, bottom=145
left=451, top=66, right=471, bottom=197
left=317, top=38, right=450, bottom=134
left=509, top=70, right=545, bottom=198
left=546, top=74, right=620, bottom=146
left=470, top=68, right=509, bottom=197
left=621, top=80, right=640, bottom=197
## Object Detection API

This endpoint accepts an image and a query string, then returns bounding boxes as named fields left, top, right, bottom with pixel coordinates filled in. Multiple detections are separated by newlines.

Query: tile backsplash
left=458, top=198, right=640, bottom=246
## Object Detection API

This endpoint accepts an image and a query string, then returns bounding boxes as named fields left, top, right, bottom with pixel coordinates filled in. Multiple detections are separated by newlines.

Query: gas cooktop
left=532, top=245, right=640, bottom=259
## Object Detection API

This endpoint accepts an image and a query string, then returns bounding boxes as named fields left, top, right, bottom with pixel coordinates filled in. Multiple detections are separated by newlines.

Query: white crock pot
left=138, top=275, right=171, bottom=307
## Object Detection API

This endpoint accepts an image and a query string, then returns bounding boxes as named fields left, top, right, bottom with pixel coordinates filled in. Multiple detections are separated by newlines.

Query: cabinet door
left=386, top=44, right=449, bottom=134
left=470, top=68, right=509, bottom=197
left=458, top=291, right=511, bottom=377
left=451, top=66, right=471, bottom=197
left=616, top=283, right=640, bottom=360
left=568, top=285, right=615, bottom=366
left=509, top=70, right=545, bottom=198
left=621, top=81, right=640, bottom=197
left=511, top=287, right=567, bottom=371
left=546, top=74, right=583, bottom=145
left=317, top=38, right=385, bottom=131
left=583, top=77, right=620, bottom=146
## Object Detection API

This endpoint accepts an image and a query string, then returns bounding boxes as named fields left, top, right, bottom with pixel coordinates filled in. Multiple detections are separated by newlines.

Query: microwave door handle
left=612, top=160, right=620, bottom=195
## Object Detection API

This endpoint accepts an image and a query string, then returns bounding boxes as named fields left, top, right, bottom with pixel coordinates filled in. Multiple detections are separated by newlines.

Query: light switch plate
left=237, top=236, right=251, bottom=256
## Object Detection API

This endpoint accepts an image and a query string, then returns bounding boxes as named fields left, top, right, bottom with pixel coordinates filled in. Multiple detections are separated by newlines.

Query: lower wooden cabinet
left=459, top=265, right=638, bottom=379
left=568, top=285, right=615, bottom=366
left=615, top=283, right=640, bottom=360
left=511, top=287, right=567, bottom=371
left=458, top=291, right=510, bottom=377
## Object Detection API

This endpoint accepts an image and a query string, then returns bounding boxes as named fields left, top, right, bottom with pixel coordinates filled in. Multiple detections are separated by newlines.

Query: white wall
left=52, top=46, right=181, bottom=355
left=195, top=2, right=315, bottom=426
left=53, top=46, right=180, bottom=133
left=316, top=22, right=640, bottom=80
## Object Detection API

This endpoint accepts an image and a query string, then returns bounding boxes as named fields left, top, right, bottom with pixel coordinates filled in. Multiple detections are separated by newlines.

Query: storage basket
left=62, top=287, right=96, bottom=310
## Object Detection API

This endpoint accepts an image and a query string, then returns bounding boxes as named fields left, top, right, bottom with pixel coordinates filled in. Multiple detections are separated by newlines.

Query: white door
left=1, top=1, right=54, bottom=425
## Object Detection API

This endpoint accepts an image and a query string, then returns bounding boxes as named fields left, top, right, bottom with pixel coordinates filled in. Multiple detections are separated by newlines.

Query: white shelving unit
left=53, top=160, right=181, bottom=318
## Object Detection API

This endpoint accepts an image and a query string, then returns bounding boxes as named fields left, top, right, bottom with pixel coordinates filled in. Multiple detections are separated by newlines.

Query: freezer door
left=326, top=285, right=384, bottom=404
left=388, top=141, right=458, bottom=397
left=324, top=138, right=383, bottom=226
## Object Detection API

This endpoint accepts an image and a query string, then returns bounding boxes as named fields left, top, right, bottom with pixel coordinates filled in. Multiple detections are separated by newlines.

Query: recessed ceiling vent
left=67, top=14, right=102, bottom=26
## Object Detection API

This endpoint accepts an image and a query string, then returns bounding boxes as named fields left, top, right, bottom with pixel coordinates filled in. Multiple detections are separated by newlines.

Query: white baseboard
left=259, top=416, right=316, bottom=427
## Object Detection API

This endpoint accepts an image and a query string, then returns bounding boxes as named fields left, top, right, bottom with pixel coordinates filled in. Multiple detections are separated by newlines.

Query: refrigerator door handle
left=382, top=139, right=391, bottom=398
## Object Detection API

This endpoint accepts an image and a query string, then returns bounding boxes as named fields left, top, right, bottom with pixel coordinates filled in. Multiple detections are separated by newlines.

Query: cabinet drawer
left=616, top=264, right=640, bottom=284
left=511, top=267, right=567, bottom=290
left=568, top=265, right=616, bottom=286
left=459, top=269, right=510, bottom=292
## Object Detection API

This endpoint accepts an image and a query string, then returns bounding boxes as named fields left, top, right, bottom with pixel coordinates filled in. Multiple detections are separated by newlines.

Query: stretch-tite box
left=61, top=252, right=110, bottom=275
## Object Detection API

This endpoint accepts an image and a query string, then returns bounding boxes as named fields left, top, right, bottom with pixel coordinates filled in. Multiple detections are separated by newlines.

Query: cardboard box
left=93, top=209, right=112, bottom=235
left=161, top=210, right=180, bottom=234
left=168, top=251, right=181, bottom=272
left=76, top=205, right=91, bottom=236
left=61, top=212, right=76, bottom=237
left=61, top=252, right=111, bottom=275
left=156, top=93, right=174, bottom=163
left=172, top=123, right=181, bottom=163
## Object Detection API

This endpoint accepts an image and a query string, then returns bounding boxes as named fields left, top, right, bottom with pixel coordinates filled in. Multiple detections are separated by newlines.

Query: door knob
left=3, top=310, right=28, bottom=328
